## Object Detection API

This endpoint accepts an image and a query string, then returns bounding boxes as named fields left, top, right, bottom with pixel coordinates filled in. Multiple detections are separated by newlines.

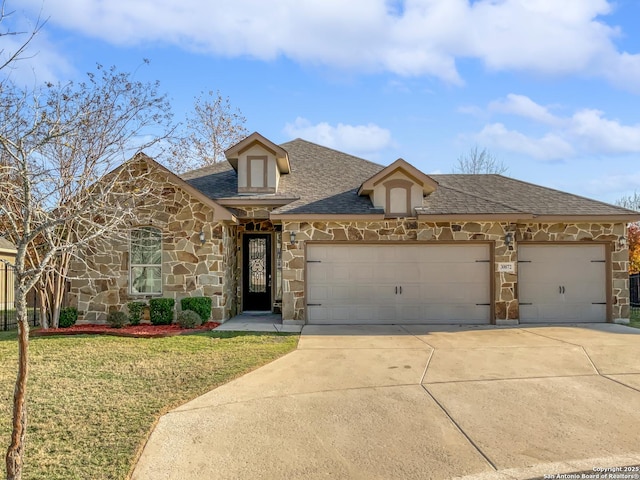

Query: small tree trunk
left=5, top=288, right=29, bottom=480
left=38, top=283, right=48, bottom=330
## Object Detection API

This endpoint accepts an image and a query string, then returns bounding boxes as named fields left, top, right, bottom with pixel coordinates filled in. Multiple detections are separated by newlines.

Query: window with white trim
left=130, top=227, right=162, bottom=295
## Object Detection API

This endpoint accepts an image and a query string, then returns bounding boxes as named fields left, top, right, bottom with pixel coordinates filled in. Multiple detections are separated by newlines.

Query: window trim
left=129, top=226, right=163, bottom=296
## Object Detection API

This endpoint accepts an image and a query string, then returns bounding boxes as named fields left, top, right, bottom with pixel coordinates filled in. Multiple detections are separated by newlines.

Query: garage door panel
left=307, top=285, right=328, bottom=302
left=519, top=245, right=606, bottom=323
left=306, top=244, right=490, bottom=325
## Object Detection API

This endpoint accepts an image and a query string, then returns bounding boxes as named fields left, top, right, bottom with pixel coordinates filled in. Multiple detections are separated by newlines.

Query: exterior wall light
left=504, top=231, right=514, bottom=248
left=289, top=231, right=297, bottom=245
left=199, top=230, right=206, bottom=245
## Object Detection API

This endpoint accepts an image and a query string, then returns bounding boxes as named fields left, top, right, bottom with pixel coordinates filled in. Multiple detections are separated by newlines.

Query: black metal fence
left=1, top=264, right=39, bottom=331
left=631, top=273, right=639, bottom=307
left=630, top=273, right=640, bottom=321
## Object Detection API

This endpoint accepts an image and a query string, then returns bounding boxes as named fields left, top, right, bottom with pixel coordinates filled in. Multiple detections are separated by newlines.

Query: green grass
left=0, top=330, right=298, bottom=480
left=629, top=307, right=640, bottom=329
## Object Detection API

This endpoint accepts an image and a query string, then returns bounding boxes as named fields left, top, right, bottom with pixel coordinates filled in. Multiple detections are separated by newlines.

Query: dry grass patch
left=0, top=330, right=298, bottom=480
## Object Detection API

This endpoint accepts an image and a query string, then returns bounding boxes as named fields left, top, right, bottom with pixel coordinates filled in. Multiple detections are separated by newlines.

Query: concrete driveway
left=131, top=324, right=640, bottom=480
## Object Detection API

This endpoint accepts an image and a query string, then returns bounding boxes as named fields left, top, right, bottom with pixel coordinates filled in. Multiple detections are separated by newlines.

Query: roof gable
left=224, top=132, right=290, bottom=174
left=358, top=158, right=438, bottom=196
left=128, top=153, right=236, bottom=222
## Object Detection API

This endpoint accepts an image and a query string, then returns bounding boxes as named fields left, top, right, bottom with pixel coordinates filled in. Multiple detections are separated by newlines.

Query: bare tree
left=0, top=63, right=172, bottom=480
left=615, top=191, right=640, bottom=212
left=167, top=90, right=247, bottom=172
left=0, top=1, right=44, bottom=73
left=453, top=146, right=508, bottom=174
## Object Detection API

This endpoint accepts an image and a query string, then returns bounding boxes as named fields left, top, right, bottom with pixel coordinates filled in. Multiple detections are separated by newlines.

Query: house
left=68, top=132, right=640, bottom=325
left=0, top=238, right=16, bottom=309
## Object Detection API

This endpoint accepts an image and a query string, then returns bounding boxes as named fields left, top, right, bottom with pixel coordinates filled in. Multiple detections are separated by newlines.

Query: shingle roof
left=181, top=139, right=637, bottom=218
left=182, top=139, right=384, bottom=215
left=429, top=175, right=638, bottom=216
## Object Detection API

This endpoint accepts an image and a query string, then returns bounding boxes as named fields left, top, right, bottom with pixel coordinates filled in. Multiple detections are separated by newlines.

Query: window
left=247, top=156, right=268, bottom=188
left=130, top=227, right=162, bottom=295
left=384, top=179, right=412, bottom=216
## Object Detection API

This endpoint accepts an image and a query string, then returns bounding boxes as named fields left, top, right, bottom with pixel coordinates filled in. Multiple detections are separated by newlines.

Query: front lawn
left=0, top=330, right=298, bottom=480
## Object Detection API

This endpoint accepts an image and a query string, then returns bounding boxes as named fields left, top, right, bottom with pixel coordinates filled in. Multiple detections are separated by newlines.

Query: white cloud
left=283, top=117, right=393, bottom=154
left=472, top=94, right=640, bottom=160
left=475, top=123, right=575, bottom=160
left=488, top=94, right=562, bottom=126
left=17, top=0, right=640, bottom=91
left=569, top=109, right=640, bottom=153
left=583, top=172, right=640, bottom=197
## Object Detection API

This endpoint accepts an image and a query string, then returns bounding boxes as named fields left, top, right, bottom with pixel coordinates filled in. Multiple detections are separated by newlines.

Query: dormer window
left=385, top=179, right=412, bottom=216
left=224, top=132, right=291, bottom=195
left=358, top=158, right=438, bottom=217
left=247, top=156, right=268, bottom=189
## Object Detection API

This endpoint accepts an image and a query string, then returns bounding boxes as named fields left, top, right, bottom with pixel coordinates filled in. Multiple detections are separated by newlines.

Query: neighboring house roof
left=181, top=138, right=640, bottom=221
left=0, top=237, right=16, bottom=253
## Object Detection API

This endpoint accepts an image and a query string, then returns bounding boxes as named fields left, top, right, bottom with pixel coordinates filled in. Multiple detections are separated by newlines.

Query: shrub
left=127, top=301, right=146, bottom=326
left=107, top=311, right=129, bottom=329
left=176, top=310, right=203, bottom=329
left=180, top=297, right=212, bottom=323
left=149, top=298, right=175, bottom=325
left=59, top=307, right=78, bottom=328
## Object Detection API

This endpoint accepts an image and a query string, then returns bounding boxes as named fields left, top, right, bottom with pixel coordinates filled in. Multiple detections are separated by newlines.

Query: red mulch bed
left=31, top=322, right=221, bottom=338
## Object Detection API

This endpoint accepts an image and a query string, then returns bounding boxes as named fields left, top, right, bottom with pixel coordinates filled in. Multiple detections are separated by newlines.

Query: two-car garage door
left=306, top=244, right=491, bottom=325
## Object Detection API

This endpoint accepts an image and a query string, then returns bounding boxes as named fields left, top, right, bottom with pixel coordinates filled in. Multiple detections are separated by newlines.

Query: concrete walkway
left=131, top=323, right=640, bottom=480
left=213, top=312, right=302, bottom=333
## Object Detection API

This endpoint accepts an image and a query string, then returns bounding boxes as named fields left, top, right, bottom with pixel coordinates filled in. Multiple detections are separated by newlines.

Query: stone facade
left=69, top=171, right=237, bottom=324
left=280, top=219, right=629, bottom=322
left=67, top=169, right=631, bottom=325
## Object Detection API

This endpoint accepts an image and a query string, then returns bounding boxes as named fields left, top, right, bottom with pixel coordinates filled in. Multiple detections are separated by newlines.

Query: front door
left=242, top=234, right=272, bottom=311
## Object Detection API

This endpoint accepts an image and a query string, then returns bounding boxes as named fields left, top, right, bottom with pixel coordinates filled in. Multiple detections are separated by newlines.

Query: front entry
left=242, top=234, right=272, bottom=311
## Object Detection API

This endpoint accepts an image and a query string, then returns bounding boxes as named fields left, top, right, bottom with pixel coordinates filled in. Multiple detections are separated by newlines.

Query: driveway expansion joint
left=603, top=375, right=640, bottom=394
left=419, top=348, right=434, bottom=384
left=169, top=383, right=426, bottom=414
left=399, top=324, right=437, bottom=349
left=521, top=328, right=585, bottom=347
left=579, top=345, right=601, bottom=375
left=421, top=384, right=498, bottom=472
left=423, top=373, right=601, bottom=386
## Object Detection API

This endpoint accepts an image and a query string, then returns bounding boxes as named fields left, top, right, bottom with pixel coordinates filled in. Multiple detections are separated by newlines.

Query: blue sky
left=5, top=0, right=640, bottom=204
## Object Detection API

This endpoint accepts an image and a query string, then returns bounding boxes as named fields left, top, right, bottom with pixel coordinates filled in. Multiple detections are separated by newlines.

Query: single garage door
left=306, top=244, right=491, bottom=324
left=518, top=244, right=607, bottom=323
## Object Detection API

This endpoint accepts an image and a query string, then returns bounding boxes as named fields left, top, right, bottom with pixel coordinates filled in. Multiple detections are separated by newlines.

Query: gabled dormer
left=358, top=158, right=438, bottom=217
left=224, top=132, right=290, bottom=194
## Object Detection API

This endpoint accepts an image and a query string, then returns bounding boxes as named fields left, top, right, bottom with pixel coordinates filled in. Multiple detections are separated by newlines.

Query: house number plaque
left=497, top=262, right=515, bottom=273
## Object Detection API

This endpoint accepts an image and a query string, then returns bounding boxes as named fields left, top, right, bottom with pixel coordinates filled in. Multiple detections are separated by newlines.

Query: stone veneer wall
left=281, top=220, right=629, bottom=322
left=69, top=176, right=236, bottom=324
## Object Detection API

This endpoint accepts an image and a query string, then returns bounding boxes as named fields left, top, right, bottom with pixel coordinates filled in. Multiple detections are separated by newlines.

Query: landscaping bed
left=31, top=322, right=221, bottom=338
